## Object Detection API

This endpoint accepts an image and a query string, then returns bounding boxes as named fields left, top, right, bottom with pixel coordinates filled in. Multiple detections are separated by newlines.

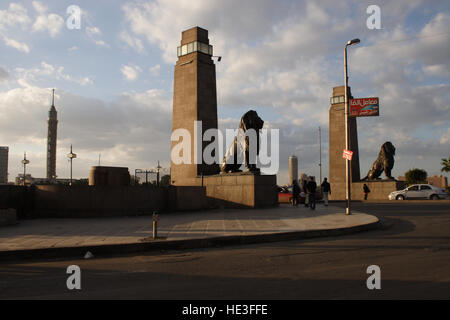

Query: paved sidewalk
left=0, top=204, right=378, bottom=254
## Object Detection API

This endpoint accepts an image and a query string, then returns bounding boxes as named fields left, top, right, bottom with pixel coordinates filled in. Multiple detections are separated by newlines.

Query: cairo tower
left=46, top=89, right=58, bottom=181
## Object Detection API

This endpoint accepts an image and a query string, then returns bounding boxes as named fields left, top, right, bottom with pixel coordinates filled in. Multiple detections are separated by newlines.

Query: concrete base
left=204, top=173, right=278, bottom=208
left=0, top=209, right=17, bottom=227
left=174, top=172, right=278, bottom=208
left=330, top=180, right=405, bottom=201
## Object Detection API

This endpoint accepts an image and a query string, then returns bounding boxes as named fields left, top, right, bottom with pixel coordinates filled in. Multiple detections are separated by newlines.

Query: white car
left=388, top=184, right=449, bottom=200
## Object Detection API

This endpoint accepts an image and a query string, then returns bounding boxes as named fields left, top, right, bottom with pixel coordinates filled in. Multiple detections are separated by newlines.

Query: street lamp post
left=156, top=161, right=162, bottom=187
left=67, top=145, right=77, bottom=186
left=21, top=152, right=30, bottom=186
left=344, top=38, right=360, bottom=215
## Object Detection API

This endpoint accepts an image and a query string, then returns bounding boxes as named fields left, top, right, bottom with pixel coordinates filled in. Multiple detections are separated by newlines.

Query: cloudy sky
left=0, top=0, right=449, bottom=184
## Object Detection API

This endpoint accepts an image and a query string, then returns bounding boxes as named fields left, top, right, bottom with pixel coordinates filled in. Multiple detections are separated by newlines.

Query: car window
left=421, top=185, right=432, bottom=190
left=408, top=185, right=419, bottom=191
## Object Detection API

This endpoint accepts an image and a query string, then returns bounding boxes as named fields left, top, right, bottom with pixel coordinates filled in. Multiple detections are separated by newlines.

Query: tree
left=405, top=168, right=427, bottom=185
left=130, top=175, right=140, bottom=186
left=160, top=174, right=170, bottom=187
left=441, top=157, right=450, bottom=173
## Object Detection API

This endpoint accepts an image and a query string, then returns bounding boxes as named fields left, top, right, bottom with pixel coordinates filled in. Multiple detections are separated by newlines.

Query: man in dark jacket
left=306, top=176, right=317, bottom=210
left=292, top=180, right=300, bottom=207
left=363, top=184, right=371, bottom=200
left=321, top=178, right=331, bottom=206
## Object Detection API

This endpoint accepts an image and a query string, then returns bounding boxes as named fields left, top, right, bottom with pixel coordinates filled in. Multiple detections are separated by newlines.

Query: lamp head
left=347, top=38, right=360, bottom=46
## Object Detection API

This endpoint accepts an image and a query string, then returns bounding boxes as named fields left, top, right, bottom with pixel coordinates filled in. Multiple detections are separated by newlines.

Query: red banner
left=350, top=97, right=379, bottom=117
left=343, top=149, right=353, bottom=160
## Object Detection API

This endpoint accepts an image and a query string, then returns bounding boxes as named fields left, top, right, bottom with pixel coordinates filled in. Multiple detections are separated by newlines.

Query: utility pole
left=67, top=145, right=77, bottom=186
left=21, top=152, right=30, bottom=186
left=319, top=126, right=322, bottom=185
left=344, top=38, right=360, bottom=215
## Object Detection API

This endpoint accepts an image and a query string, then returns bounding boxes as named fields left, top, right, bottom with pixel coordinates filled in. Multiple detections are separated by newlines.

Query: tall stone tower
left=171, top=27, right=219, bottom=186
left=329, top=86, right=360, bottom=200
left=46, top=89, right=58, bottom=181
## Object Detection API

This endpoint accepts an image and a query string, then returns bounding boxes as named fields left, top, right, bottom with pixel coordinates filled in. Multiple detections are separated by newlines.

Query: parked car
left=277, top=185, right=322, bottom=204
left=388, top=184, right=449, bottom=200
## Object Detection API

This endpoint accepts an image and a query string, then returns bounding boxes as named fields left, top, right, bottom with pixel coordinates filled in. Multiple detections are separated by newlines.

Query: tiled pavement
left=0, top=204, right=378, bottom=252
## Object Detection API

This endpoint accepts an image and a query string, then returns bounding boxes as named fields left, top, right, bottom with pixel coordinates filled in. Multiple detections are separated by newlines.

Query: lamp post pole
left=344, top=38, right=360, bottom=215
left=319, top=126, right=322, bottom=185
left=21, top=152, right=30, bottom=186
left=67, top=145, right=77, bottom=186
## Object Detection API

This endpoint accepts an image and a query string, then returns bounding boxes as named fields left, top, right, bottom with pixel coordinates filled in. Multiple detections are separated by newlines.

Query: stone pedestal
left=173, top=173, right=278, bottom=208
left=352, top=180, right=405, bottom=200
left=203, top=173, right=278, bottom=208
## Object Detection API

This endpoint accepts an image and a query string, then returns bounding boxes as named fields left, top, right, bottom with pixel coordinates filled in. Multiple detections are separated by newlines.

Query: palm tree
left=441, top=157, right=450, bottom=172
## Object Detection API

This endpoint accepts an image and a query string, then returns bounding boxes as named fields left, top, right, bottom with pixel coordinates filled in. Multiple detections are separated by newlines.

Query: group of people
left=291, top=176, right=331, bottom=210
left=291, top=178, right=373, bottom=208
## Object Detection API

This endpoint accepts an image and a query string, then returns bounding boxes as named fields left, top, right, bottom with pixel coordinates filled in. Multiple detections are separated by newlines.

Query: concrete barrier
left=0, top=208, right=17, bottom=226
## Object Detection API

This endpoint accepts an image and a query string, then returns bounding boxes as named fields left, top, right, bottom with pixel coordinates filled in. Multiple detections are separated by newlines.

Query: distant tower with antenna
left=46, top=89, right=58, bottom=181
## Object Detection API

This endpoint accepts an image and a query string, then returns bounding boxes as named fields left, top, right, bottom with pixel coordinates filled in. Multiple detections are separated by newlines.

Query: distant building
left=289, top=155, right=298, bottom=185
left=89, top=166, right=130, bottom=186
left=15, top=174, right=73, bottom=186
left=0, top=146, right=8, bottom=184
left=47, top=89, right=58, bottom=181
left=427, top=175, right=448, bottom=189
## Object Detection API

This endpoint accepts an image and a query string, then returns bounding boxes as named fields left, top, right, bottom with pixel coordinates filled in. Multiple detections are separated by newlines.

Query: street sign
left=350, top=97, right=379, bottom=117
left=343, top=149, right=353, bottom=160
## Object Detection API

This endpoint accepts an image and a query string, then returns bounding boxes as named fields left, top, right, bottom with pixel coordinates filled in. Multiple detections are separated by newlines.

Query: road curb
left=0, top=218, right=381, bottom=262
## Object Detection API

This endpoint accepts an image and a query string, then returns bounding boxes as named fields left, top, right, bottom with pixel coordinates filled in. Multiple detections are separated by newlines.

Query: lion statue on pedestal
left=220, top=110, right=264, bottom=174
left=362, top=141, right=396, bottom=180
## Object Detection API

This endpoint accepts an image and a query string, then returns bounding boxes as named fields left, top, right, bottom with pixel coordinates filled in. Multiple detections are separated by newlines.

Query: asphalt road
left=0, top=201, right=449, bottom=300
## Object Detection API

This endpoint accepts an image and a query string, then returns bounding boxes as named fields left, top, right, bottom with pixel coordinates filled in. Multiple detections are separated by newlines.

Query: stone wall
left=33, top=185, right=167, bottom=218
left=32, top=185, right=208, bottom=218
left=0, top=185, right=34, bottom=219
left=0, top=208, right=17, bottom=227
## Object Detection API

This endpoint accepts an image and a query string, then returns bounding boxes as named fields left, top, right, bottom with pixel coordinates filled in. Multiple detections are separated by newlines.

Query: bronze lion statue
left=362, top=141, right=396, bottom=180
left=220, top=110, right=264, bottom=174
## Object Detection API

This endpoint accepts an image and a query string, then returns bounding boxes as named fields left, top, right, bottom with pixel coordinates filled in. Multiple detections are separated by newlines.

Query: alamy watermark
left=171, top=121, right=279, bottom=174
left=366, top=265, right=381, bottom=290
left=66, top=5, right=81, bottom=30
left=66, top=265, right=81, bottom=290
left=366, top=5, right=381, bottom=30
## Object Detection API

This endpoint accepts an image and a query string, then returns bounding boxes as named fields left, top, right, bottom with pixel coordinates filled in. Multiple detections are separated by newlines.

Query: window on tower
left=177, top=41, right=213, bottom=57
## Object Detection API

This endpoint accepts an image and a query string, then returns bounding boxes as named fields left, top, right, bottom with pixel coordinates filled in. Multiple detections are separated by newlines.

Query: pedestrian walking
left=321, top=177, right=331, bottom=206
left=292, top=180, right=300, bottom=207
left=363, top=183, right=371, bottom=200
left=302, top=178, right=309, bottom=207
left=306, top=176, right=317, bottom=210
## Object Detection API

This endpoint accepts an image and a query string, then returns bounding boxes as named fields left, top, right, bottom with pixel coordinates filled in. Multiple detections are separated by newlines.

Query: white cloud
left=32, top=12, right=64, bottom=37
left=14, top=61, right=93, bottom=87
left=86, top=26, right=101, bottom=36
left=0, top=3, right=31, bottom=31
left=121, top=64, right=142, bottom=81
left=119, top=30, right=145, bottom=53
left=0, top=3, right=31, bottom=52
left=2, top=36, right=30, bottom=53
left=85, top=25, right=110, bottom=47
left=32, top=1, right=47, bottom=14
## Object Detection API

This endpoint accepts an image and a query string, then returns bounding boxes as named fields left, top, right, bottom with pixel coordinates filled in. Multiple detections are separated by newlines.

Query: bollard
left=152, top=211, right=159, bottom=240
